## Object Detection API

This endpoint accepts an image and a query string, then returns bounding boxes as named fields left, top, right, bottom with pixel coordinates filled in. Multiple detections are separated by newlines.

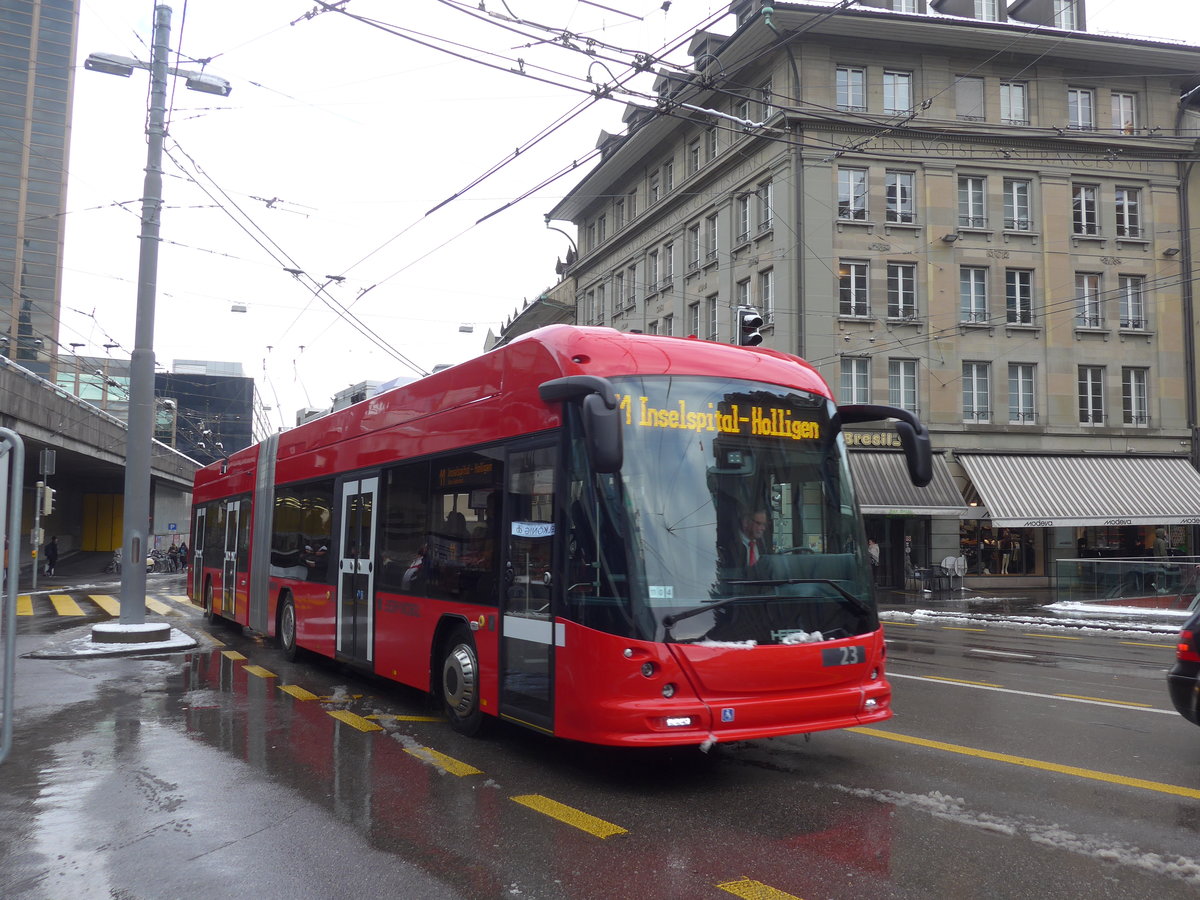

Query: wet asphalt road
left=2, top=578, right=1199, bottom=899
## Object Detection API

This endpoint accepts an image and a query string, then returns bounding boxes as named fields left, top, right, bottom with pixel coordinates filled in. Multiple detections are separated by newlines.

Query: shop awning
left=957, top=454, right=1200, bottom=528
left=850, top=452, right=967, bottom=516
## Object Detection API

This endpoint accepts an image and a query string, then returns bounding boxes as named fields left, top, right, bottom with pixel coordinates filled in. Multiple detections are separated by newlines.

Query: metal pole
left=119, top=5, right=171, bottom=624
left=1, top=427, right=25, bottom=765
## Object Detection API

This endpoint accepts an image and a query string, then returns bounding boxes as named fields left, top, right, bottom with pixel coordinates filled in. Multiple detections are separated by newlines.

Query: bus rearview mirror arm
left=539, top=376, right=624, bottom=474
left=836, top=404, right=933, bottom=487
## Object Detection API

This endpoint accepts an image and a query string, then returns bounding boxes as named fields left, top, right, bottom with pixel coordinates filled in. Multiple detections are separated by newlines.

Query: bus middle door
left=500, top=444, right=557, bottom=733
left=191, top=506, right=206, bottom=603
left=337, top=476, right=378, bottom=665
left=221, top=500, right=241, bottom=616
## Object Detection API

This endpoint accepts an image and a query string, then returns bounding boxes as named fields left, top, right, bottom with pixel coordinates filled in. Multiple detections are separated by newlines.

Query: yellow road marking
left=221, top=650, right=246, bottom=661
left=1055, top=693, right=1153, bottom=708
left=405, top=746, right=481, bottom=775
left=90, top=594, right=121, bottom=616
left=16, top=594, right=32, bottom=616
left=243, top=665, right=277, bottom=679
left=1022, top=632, right=1081, bottom=640
left=717, top=878, right=803, bottom=900
left=166, top=593, right=202, bottom=610
left=923, top=675, right=1002, bottom=687
left=943, top=626, right=986, bottom=632
left=278, top=685, right=320, bottom=701
left=851, top=727, right=1200, bottom=799
left=366, top=714, right=443, bottom=722
left=145, top=597, right=173, bottom=615
left=327, top=710, right=385, bottom=733
left=511, top=795, right=627, bottom=838
left=884, top=621, right=918, bottom=627
left=49, top=594, right=85, bottom=617
left=1119, top=641, right=1176, bottom=649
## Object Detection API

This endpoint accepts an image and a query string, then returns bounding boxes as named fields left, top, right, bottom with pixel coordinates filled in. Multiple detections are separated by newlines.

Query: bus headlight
left=662, top=683, right=676, bottom=698
left=641, top=662, right=656, bottom=677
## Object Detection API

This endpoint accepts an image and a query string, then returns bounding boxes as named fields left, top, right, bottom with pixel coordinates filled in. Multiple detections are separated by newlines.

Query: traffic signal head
left=737, top=305, right=764, bottom=346
left=41, top=484, right=55, bottom=516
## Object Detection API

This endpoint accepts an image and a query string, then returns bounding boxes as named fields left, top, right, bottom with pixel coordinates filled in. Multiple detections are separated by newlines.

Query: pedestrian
left=167, top=543, right=179, bottom=572
left=178, top=541, right=188, bottom=570
left=867, top=538, right=880, bottom=582
left=44, top=535, right=58, bottom=576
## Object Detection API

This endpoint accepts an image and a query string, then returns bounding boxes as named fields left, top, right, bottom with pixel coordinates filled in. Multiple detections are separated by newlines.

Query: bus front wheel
left=203, top=580, right=217, bottom=623
left=442, top=627, right=485, bottom=736
left=278, top=595, right=299, bottom=662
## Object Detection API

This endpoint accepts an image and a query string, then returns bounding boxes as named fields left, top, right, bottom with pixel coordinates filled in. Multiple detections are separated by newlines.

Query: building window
left=586, top=222, right=596, bottom=252
left=1068, top=87, right=1094, bottom=130
left=649, top=171, right=660, bottom=205
left=1005, top=269, right=1034, bottom=325
left=627, top=189, right=636, bottom=220
left=1003, top=178, right=1032, bottom=230
left=886, top=170, right=915, bottom=223
left=759, top=79, right=774, bottom=118
left=841, top=357, right=870, bottom=404
left=836, top=66, right=866, bottom=112
left=1122, top=368, right=1149, bottom=426
left=839, top=261, right=869, bottom=317
left=759, top=269, right=774, bottom=324
left=614, top=198, right=625, bottom=229
left=963, top=362, right=991, bottom=423
left=663, top=159, right=674, bottom=193
left=956, top=76, right=985, bottom=121
left=892, top=0, right=917, bottom=13
left=662, top=313, right=673, bottom=337
left=883, top=70, right=912, bottom=115
left=584, top=289, right=595, bottom=324
left=1075, top=273, right=1102, bottom=327
left=1119, top=275, right=1145, bottom=329
left=838, top=168, right=869, bottom=220
left=687, top=224, right=700, bottom=270
left=960, top=266, right=988, bottom=323
left=648, top=320, right=659, bottom=336
left=688, top=301, right=700, bottom=337
left=887, top=263, right=917, bottom=319
left=1072, top=184, right=1099, bottom=235
left=1009, top=363, right=1036, bottom=424
left=1115, top=187, right=1141, bottom=238
left=737, top=194, right=751, bottom=243
left=1078, top=366, right=1105, bottom=425
left=706, top=126, right=718, bottom=161
left=1000, top=81, right=1028, bottom=125
left=663, top=241, right=674, bottom=285
left=596, top=284, right=606, bottom=322
left=596, top=215, right=606, bottom=244
left=687, top=140, right=701, bottom=176
left=733, top=96, right=751, bottom=124
left=1054, top=0, right=1079, bottom=29
left=626, top=264, right=637, bottom=308
left=647, top=250, right=659, bottom=291
left=705, top=213, right=718, bottom=262
left=1112, top=92, right=1137, bottom=133
left=974, top=0, right=1001, bottom=20
left=958, top=176, right=987, bottom=228
left=889, top=359, right=918, bottom=414
left=706, top=295, right=719, bottom=341
left=757, top=179, right=773, bottom=231
left=736, top=277, right=751, bottom=309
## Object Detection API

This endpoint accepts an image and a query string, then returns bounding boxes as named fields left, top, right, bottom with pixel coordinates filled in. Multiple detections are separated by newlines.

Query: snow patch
left=693, top=640, right=757, bottom=649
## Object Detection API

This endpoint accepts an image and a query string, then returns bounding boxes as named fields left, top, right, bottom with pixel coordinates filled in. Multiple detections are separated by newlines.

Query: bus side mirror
left=582, top=392, right=623, bottom=474
left=837, top=404, right=933, bottom=487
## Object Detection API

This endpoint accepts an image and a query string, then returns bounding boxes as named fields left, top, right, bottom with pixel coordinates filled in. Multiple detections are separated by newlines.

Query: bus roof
left=194, top=325, right=831, bottom=490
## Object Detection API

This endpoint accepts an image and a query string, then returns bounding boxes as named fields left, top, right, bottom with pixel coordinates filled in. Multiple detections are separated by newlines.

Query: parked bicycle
left=102, top=548, right=122, bottom=574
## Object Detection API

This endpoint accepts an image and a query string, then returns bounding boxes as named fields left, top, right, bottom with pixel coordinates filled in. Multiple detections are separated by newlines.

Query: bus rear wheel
left=203, top=580, right=217, bottom=623
left=442, top=627, right=485, bottom=736
left=278, top=595, right=299, bottom=661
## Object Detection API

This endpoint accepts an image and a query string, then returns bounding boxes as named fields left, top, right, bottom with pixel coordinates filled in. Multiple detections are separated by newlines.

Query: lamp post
left=86, top=5, right=229, bottom=627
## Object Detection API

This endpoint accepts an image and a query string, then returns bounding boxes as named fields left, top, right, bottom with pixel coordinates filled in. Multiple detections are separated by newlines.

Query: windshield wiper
left=722, top=578, right=871, bottom=616
left=662, top=595, right=762, bottom=629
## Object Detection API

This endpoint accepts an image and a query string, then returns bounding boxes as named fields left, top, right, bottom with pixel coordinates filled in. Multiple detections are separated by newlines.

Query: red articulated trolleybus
left=189, top=325, right=932, bottom=747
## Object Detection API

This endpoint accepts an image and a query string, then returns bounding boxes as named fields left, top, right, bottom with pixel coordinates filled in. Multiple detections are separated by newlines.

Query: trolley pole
left=116, top=5, right=172, bottom=624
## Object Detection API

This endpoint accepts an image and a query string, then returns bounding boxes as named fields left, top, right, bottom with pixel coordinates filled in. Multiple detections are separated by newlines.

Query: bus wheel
left=203, top=580, right=217, bottom=623
left=442, top=627, right=485, bottom=736
left=278, top=595, right=299, bottom=662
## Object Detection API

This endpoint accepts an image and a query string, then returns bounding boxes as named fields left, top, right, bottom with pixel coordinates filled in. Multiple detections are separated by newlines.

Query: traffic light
left=42, top=484, right=55, bottom=516
left=736, top=305, right=764, bottom=346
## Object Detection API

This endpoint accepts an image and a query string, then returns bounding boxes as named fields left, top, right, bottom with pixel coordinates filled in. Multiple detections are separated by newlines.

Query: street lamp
left=87, top=5, right=230, bottom=630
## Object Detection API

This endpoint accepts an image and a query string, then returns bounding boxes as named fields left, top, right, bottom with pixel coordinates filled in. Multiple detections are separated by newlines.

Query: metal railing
left=1055, top=556, right=1200, bottom=611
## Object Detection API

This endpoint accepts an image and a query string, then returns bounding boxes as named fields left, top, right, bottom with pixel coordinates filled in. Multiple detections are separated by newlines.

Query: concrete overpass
left=1, top=356, right=200, bottom=575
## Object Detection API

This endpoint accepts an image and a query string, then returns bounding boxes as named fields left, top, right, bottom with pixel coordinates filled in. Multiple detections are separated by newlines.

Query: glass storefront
left=959, top=521, right=1040, bottom=576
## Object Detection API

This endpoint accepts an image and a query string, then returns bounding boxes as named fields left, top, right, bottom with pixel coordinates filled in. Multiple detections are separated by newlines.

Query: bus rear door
left=337, top=476, right=378, bottom=665
left=500, top=443, right=557, bottom=733
left=191, top=506, right=206, bottom=601
left=221, top=500, right=242, bottom=616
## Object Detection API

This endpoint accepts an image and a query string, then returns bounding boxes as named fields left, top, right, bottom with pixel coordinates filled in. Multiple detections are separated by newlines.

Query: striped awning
left=849, top=451, right=967, bottom=516
left=957, top=454, right=1200, bottom=528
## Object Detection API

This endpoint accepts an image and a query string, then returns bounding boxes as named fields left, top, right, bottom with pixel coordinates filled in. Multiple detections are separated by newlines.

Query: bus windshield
left=562, top=375, right=875, bottom=646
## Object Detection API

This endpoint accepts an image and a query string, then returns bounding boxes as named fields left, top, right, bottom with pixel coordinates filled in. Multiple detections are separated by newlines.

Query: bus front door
left=500, top=444, right=557, bottom=733
left=191, top=507, right=206, bottom=602
left=337, top=477, right=378, bottom=664
left=221, top=500, right=240, bottom=616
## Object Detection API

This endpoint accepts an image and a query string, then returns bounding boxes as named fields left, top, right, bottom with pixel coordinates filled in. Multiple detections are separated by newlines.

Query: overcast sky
left=62, top=0, right=1194, bottom=434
